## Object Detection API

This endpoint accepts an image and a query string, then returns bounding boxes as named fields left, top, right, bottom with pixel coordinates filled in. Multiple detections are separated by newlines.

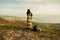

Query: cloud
left=45, top=0, right=60, bottom=3
left=0, top=8, right=26, bottom=17
left=0, top=0, right=60, bottom=16
left=0, top=4, right=19, bottom=8
left=16, top=0, right=60, bottom=4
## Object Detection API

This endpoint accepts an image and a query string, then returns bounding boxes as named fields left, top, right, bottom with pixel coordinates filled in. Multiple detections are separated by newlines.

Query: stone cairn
left=26, top=9, right=40, bottom=31
left=26, top=9, right=33, bottom=29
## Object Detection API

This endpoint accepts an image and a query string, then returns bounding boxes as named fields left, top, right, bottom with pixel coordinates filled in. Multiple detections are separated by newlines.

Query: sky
left=0, top=0, right=60, bottom=23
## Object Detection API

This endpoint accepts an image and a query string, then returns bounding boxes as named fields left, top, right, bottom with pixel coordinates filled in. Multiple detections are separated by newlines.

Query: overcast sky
left=0, top=0, right=60, bottom=23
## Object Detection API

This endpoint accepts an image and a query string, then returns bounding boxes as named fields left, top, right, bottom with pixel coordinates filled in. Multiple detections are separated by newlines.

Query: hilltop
left=0, top=16, right=26, bottom=27
left=0, top=16, right=60, bottom=40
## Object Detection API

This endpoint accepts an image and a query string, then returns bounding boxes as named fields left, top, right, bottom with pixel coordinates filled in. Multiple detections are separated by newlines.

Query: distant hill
left=0, top=16, right=26, bottom=27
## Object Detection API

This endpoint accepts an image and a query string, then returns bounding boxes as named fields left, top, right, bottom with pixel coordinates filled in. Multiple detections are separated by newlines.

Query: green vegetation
left=38, top=24, right=60, bottom=36
left=0, top=25, right=59, bottom=40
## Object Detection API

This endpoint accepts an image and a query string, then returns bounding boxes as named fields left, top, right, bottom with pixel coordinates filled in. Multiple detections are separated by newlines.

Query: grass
left=38, top=24, right=60, bottom=36
left=0, top=22, right=60, bottom=37
left=0, top=25, right=59, bottom=40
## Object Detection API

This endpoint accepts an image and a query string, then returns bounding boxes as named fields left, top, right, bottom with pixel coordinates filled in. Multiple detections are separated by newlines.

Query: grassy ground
left=37, top=23, right=60, bottom=37
left=0, top=16, right=60, bottom=40
left=0, top=26, right=59, bottom=40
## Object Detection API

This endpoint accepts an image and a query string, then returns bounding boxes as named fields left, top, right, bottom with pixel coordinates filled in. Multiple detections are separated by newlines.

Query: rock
left=32, top=25, right=38, bottom=31
left=32, top=25, right=41, bottom=32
